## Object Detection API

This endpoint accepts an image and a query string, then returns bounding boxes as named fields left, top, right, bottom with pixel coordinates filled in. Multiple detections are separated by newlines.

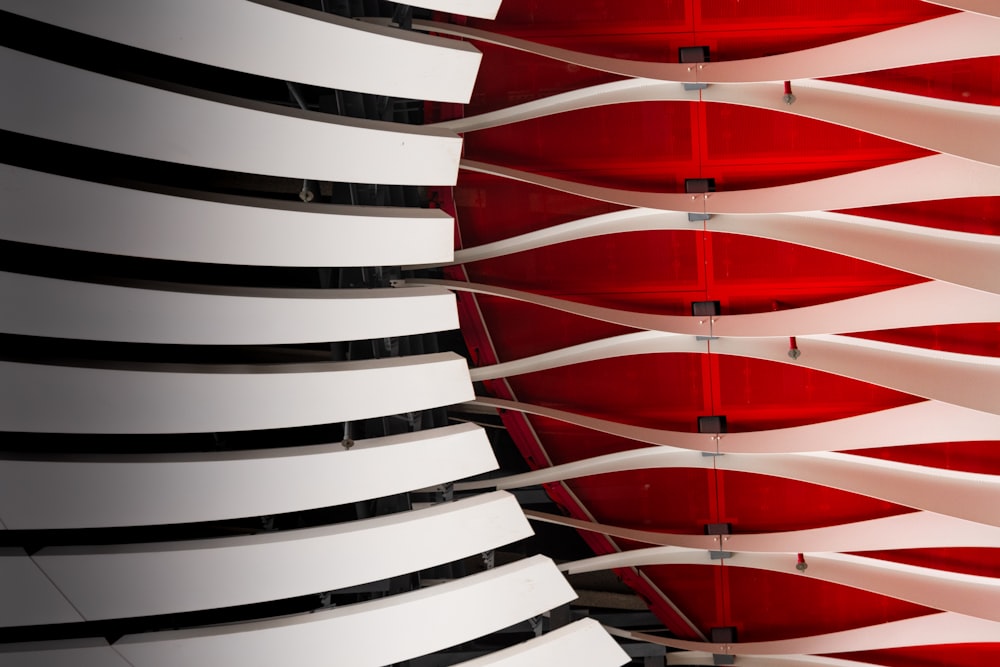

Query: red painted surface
left=435, top=0, right=1000, bottom=655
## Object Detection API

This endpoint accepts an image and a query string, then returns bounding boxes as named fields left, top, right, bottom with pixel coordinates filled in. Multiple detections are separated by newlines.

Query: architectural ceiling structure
left=423, top=1, right=1000, bottom=665
left=0, top=1, right=998, bottom=666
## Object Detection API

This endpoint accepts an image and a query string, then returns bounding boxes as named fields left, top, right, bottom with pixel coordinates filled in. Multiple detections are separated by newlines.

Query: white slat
left=113, top=556, right=576, bottom=667
left=0, top=0, right=481, bottom=102
left=0, top=424, right=494, bottom=529
left=30, top=492, right=531, bottom=620
left=0, top=47, right=462, bottom=185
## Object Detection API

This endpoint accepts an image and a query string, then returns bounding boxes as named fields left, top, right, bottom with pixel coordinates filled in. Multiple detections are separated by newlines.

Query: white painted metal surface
left=0, top=165, right=456, bottom=266
left=0, top=640, right=130, bottom=667
left=0, top=272, right=458, bottom=344
left=0, top=0, right=482, bottom=103
left=525, top=509, right=1000, bottom=552
left=714, top=335, right=1000, bottom=416
left=0, top=353, right=473, bottom=433
left=463, top=154, right=1000, bottom=213
left=471, top=397, right=1000, bottom=454
left=562, top=547, right=1000, bottom=622
left=0, top=47, right=462, bottom=185
left=666, top=654, right=905, bottom=667
left=113, top=556, right=577, bottom=667
left=418, top=279, right=1000, bottom=334
left=441, top=77, right=1000, bottom=167
left=453, top=618, right=630, bottom=667
left=460, top=330, right=1000, bottom=416
left=708, top=212, right=1000, bottom=297
left=0, top=423, right=494, bottom=529
left=31, top=492, right=530, bottom=620
left=458, top=447, right=1000, bottom=528
left=441, top=207, right=1000, bottom=296
left=615, top=611, right=1000, bottom=655
left=923, top=0, right=1000, bottom=18
left=0, top=549, right=83, bottom=626
left=414, top=12, right=1000, bottom=82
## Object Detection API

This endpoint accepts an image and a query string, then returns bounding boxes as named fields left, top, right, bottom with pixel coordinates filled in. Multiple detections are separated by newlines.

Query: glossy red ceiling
left=430, top=1, right=1000, bottom=663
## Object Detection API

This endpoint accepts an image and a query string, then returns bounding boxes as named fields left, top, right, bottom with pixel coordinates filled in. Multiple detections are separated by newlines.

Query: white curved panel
left=435, top=78, right=697, bottom=133
left=459, top=447, right=1000, bottom=528
left=709, top=212, right=1000, bottom=297
left=414, top=278, right=709, bottom=333
left=722, top=511, right=1000, bottom=553
left=470, top=331, right=703, bottom=381
left=715, top=335, right=1000, bottom=416
left=0, top=640, right=129, bottom=667
left=442, top=77, right=1000, bottom=167
left=616, top=611, right=1000, bottom=655
left=0, top=0, right=482, bottom=103
left=703, top=79, right=1000, bottom=167
left=442, top=206, right=1000, bottom=296
left=562, top=547, right=1000, bottom=622
left=0, top=47, right=461, bottom=186
left=113, top=555, right=576, bottom=667
left=423, top=280, right=1000, bottom=336
left=464, top=329, right=1000, bottom=416
left=0, top=549, right=83, bottom=626
left=0, top=423, right=495, bottom=529
left=454, top=618, right=629, bottom=667
left=443, top=208, right=687, bottom=267
left=667, top=654, right=900, bottom=667
left=472, top=396, right=1000, bottom=453
left=924, top=0, right=1000, bottom=18
left=32, top=492, right=530, bottom=620
left=410, top=12, right=1000, bottom=82
left=0, top=165, right=455, bottom=266
left=0, top=353, right=472, bottom=434
left=463, top=154, right=1000, bottom=214
left=1, top=272, right=458, bottom=345
left=525, top=509, right=1000, bottom=552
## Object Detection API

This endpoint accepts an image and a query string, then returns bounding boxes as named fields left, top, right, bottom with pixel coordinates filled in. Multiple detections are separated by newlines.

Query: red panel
left=567, top=470, right=716, bottom=532
left=849, top=324, right=1000, bottom=358
left=717, top=470, right=910, bottom=533
left=453, top=171, right=623, bottom=247
left=720, top=567, right=936, bottom=642
left=505, top=354, right=709, bottom=430
left=443, top=0, right=1000, bottom=651
left=854, top=548, right=1000, bottom=579
left=467, top=41, right=624, bottom=114
left=464, top=231, right=704, bottom=307
left=464, top=0, right=951, bottom=60
left=463, top=102, right=931, bottom=192
left=840, top=198, right=1000, bottom=236
left=850, top=441, right=1000, bottom=476
left=471, top=295, right=636, bottom=360
left=828, top=56, right=1000, bottom=107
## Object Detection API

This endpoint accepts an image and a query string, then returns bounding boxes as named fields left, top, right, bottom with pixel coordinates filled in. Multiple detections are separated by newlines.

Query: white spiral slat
left=0, top=272, right=459, bottom=345
left=0, top=164, right=456, bottom=267
left=0, top=47, right=462, bottom=186
left=0, top=354, right=473, bottom=434
left=0, top=424, right=495, bottom=529
left=24, top=492, right=531, bottom=621
left=112, top=556, right=576, bottom=667
left=0, top=0, right=482, bottom=103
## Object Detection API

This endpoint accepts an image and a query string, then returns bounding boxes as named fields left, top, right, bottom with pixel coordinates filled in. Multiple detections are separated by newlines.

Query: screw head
left=788, top=348, right=802, bottom=360
left=783, top=93, right=797, bottom=105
